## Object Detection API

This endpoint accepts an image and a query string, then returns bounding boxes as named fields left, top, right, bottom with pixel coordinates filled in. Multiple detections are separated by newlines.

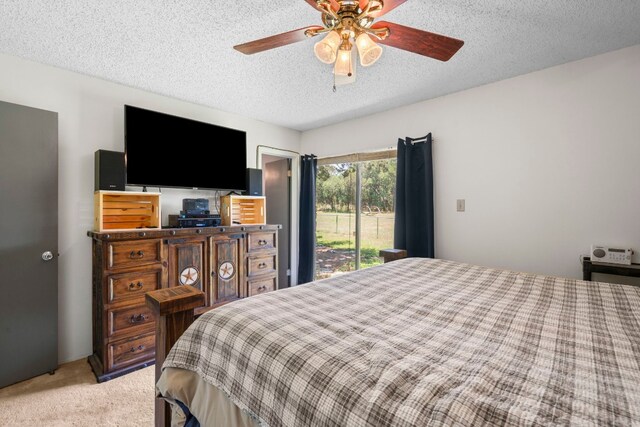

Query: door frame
left=257, top=146, right=299, bottom=286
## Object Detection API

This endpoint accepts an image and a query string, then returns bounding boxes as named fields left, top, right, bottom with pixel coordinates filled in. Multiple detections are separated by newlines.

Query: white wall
left=302, top=45, right=640, bottom=281
left=0, top=53, right=301, bottom=363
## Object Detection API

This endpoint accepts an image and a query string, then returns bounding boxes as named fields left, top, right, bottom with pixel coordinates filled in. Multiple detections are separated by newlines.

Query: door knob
left=42, top=251, right=54, bottom=261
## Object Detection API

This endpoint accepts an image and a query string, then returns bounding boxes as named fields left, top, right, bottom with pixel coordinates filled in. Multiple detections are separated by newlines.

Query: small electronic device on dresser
left=182, top=198, right=210, bottom=215
left=169, top=215, right=221, bottom=228
left=590, top=245, right=634, bottom=265
left=168, top=198, right=221, bottom=228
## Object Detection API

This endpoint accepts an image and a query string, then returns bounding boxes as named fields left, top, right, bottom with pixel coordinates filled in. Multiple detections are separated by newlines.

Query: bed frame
left=146, top=286, right=205, bottom=427
left=145, top=249, right=407, bottom=427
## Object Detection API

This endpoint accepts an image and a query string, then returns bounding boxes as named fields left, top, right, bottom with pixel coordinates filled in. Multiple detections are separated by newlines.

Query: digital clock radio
left=590, top=245, right=633, bottom=265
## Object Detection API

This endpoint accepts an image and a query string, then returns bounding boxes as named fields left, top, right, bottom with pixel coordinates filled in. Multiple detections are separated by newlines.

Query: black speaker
left=245, top=168, right=263, bottom=196
left=94, top=150, right=125, bottom=191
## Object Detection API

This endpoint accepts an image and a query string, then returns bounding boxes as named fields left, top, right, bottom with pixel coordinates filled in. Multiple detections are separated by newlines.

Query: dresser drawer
left=247, top=232, right=276, bottom=253
left=248, top=276, right=276, bottom=297
left=108, top=270, right=161, bottom=305
left=107, top=302, right=155, bottom=338
left=107, top=332, right=155, bottom=372
left=107, top=240, right=162, bottom=269
left=247, top=255, right=276, bottom=277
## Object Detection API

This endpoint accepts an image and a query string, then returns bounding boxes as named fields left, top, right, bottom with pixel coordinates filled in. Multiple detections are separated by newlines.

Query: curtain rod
left=404, top=134, right=433, bottom=145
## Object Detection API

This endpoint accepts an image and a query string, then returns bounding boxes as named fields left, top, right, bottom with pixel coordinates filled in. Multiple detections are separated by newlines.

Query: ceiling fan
left=233, top=0, right=464, bottom=86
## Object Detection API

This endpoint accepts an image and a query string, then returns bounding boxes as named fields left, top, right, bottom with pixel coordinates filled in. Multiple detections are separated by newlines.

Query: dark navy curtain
left=298, top=154, right=318, bottom=284
left=394, top=133, right=435, bottom=258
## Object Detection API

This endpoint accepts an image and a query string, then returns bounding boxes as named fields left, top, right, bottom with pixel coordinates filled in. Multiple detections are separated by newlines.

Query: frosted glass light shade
left=333, top=48, right=356, bottom=85
left=356, top=33, right=383, bottom=66
left=334, top=64, right=356, bottom=86
left=333, top=48, right=353, bottom=77
left=314, top=31, right=341, bottom=64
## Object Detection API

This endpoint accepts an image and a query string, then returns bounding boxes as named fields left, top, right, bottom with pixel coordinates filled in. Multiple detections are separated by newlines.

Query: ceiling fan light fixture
left=314, top=30, right=341, bottom=64
left=356, top=33, right=383, bottom=66
left=233, top=1, right=465, bottom=87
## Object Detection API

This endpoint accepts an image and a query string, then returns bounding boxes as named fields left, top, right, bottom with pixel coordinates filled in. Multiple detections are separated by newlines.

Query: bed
left=150, top=257, right=640, bottom=426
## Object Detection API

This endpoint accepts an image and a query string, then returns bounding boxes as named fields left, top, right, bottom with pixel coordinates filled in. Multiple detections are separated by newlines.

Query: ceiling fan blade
left=372, top=21, right=464, bottom=61
left=360, top=0, right=408, bottom=18
left=304, top=0, right=340, bottom=12
left=234, top=26, right=324, bottom=55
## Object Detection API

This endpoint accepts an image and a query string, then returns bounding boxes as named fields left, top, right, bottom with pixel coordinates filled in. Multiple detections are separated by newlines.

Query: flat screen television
left=125, top=105, right=246, bottom=190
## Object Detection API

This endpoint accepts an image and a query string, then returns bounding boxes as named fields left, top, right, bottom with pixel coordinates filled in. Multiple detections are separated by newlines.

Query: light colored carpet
left=0, top=359, right=154, bottom=426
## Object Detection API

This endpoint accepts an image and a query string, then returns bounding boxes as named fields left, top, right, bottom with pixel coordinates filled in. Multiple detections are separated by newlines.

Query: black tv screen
left=125, top=105, right=246, bottom=190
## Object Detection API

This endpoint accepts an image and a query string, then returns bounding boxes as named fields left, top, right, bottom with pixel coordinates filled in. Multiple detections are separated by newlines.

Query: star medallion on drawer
left=179, top=267, right=199, bottom=286
left=219, top=261, right=235, bottom=280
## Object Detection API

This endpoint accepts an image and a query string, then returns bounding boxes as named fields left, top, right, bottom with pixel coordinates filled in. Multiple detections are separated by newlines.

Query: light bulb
left=314, top=31, right=341, bottom=64
left=356, top=33, right=382, bottom=67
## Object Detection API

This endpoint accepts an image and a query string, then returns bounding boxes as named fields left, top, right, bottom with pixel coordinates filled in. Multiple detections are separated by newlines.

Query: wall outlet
left=457, top=199, right=465, bottom=212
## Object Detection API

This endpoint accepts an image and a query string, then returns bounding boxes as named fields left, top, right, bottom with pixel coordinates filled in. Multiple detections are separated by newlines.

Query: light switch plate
left=457, top=199, right=465, bottom=212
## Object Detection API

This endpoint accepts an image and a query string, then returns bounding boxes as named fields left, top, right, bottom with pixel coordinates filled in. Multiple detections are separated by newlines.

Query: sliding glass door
left=315, top=157, right=396, bottom=279
left=315, top=162, right=357, bottom=279
left=360, top=158, right=396, bottom=268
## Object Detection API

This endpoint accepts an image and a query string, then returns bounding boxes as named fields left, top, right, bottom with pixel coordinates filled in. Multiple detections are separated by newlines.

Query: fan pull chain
left=332, top=73, right=337, bottom=93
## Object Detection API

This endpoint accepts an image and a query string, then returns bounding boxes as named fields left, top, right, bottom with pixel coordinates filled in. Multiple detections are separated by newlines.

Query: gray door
left=0, top=101, right=58, bottom=387
left=265, top=158, right=291, bottom=288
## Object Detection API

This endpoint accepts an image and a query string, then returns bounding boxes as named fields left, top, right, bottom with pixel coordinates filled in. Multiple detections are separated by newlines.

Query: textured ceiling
left=1, top=1, right=639, bottom=131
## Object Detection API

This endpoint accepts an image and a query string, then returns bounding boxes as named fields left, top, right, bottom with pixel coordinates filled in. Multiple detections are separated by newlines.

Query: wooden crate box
left=220, top=195, right=266, bottom=226
left=94, top=191, right=161, bottom=231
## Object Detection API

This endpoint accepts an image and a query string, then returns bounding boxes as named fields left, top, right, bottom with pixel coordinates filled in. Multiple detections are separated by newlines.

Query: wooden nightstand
left=582, top=257, right=640, bottom=282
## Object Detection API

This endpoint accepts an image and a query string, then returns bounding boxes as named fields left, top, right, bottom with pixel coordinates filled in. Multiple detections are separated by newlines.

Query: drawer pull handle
left=258, top=262, right=267, bottom=269
left=258, top=285, right=266, bottom=292
left=128, top=282, right=144, bottom=291
left=129, top=250, right=145, bottom=259
left=129, top=345, right=145, bottom=353
left=258, top=240, right=268, bottom=246
left=129, top=314, right=147, bottom=324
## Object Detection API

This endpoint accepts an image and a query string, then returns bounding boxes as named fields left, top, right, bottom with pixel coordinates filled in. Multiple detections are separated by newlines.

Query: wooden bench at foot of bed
left=146, top=286, right=205, bottom=427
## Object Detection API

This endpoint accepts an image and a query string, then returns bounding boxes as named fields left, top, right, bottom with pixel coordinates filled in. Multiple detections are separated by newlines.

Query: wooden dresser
left=88, top=224, right=280, bottom=382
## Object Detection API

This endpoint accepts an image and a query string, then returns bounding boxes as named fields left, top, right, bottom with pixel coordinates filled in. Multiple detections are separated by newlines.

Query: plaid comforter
left=163, top=258, right=640, bottom=426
